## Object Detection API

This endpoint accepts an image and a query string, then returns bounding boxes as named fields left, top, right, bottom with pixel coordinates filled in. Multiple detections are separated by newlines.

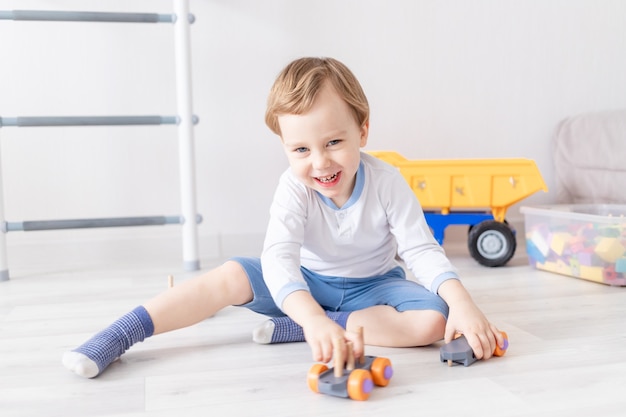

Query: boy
left=63, top=57, right=504, bottom=378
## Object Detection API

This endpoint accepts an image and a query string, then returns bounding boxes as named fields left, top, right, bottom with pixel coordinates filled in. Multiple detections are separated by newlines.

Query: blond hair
left=265, top=57, right=369, bottom=136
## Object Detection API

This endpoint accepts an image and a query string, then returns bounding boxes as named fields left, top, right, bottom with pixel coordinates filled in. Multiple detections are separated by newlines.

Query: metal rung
left=3, top=215, right=203, bottom=232
left=0, top=115, right=199, bottom=127
left=0, top=10, right=195, bottom=24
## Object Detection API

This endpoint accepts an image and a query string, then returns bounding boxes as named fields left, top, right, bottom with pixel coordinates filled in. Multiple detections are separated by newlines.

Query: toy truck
left=369, top=151, right=548, bottom=267
left=440, top=331, right=509, bottom=366
left=307, top=328, right=393, bottom=401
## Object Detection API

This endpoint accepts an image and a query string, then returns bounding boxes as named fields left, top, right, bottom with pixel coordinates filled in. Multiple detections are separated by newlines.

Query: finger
left=489, top=329, right=498, bottom=356
left=476, top=330, right=491, bottom=360
left=466, top=333, right=485, bottom=359
left=491, top=324, right=505, bottom=348
left=311, top=341, right=323, bottom=362
left=481, top=339, right=494, bottom=360
left=321, top=339, right=335, bottom=363
left=331, top=338, right=347, bottom=370
left=480, top=331, right=496, bottom=360
left=443, top=323, right=458, bottom=344
left=345, top=331, right=364, bottom=359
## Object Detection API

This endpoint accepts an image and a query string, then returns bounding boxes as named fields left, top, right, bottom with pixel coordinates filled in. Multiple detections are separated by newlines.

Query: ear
left=359, top=121, right=369, bottom=147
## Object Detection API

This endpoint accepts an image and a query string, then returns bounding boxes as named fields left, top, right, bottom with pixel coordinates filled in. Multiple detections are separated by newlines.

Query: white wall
left=1, top=0, right=626, bottom=261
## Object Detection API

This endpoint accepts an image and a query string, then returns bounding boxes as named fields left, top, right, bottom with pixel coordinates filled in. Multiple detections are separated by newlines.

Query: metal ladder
left=0, top=1, right=201, bottom=281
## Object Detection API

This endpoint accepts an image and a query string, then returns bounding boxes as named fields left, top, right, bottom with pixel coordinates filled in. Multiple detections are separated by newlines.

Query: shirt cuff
left=431, top=271, right=460, bottom=294
left=275, top=282, right=310, bottom=311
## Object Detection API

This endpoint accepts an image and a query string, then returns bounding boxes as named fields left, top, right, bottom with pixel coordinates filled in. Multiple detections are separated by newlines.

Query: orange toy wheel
left=347, top=369, right=374, bottom=401
left=493, top=331, right=509, bottom=357
left=370, top=357, right=393, bottom=386
left=307, top=364, right=328, bottom=393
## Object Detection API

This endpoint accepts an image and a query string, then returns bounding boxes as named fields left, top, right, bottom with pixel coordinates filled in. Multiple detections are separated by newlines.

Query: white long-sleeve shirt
left=261, top=152, right=458, bottom=309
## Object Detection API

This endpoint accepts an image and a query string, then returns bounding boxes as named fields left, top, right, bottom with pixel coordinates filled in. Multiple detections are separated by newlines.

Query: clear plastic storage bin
left=520, top=204, right=626, bottom=286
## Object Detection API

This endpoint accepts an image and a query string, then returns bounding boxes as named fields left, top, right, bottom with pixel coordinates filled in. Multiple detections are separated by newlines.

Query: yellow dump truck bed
left=368, top=151, right=548, bottom=222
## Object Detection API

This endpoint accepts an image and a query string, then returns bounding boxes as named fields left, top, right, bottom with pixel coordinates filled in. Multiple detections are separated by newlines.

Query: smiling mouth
left=315, top=172, right=340, bottom=185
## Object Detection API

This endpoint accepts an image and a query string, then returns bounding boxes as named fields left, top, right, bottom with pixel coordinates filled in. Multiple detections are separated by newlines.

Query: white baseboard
left=3, top=226, right=265, bottom=275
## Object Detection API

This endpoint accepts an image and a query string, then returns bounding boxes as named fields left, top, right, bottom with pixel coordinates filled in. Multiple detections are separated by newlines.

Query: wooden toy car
left=307, top=328, right=393, bottom=400
left=440, top=331, right=509, bottom=366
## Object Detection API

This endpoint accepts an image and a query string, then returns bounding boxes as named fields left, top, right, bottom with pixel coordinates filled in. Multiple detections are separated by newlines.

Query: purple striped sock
left=269, top=311, right=350, bottom=343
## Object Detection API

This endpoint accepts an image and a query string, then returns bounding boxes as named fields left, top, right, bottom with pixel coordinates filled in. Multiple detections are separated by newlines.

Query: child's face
left=278, top=83, right=368, bottom=208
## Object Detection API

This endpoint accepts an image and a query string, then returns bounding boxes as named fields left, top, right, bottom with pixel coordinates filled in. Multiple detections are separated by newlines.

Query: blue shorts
left=231, top=257, right=449, bottom=319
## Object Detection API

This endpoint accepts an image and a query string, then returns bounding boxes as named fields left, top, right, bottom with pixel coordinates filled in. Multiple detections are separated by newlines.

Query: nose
left=312, top=150, right=331, bottom=170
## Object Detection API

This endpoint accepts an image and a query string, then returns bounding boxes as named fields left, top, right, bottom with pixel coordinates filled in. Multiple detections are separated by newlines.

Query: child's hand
left=444, top=298, right=504, bottom=360
left=281, top=290, right=363, bottom=363
left=301, top=316, right=364, bottom=363
left=437, top=280, right=505, bottom=360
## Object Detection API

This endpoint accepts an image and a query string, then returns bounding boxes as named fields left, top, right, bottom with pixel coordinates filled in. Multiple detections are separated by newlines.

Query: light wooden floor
left=1, top=232, right=626, bottom=417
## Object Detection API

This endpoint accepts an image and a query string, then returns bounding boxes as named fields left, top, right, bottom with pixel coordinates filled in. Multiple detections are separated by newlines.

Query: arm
left=380, top=164, right=459, bottom=292
left=282, top=290, right=364, bottom=363
left=262, top=173, right=362, bottom=362
left=376, top=160, right=504, bottom=359
left=437, top=279, right=505, bottom=360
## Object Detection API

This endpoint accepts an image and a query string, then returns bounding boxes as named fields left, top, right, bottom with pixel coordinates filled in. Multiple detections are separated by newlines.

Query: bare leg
left=346, top=305, right=445, bottom=347
left=63, top=260, right=253, bottom=378
left=145, top=260, right=253, bottom=334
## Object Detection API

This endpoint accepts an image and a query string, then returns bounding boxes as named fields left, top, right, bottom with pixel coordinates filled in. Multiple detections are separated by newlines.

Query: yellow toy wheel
left=307, top=364, right=328, bottom=393
left=370, top=357, right=393, bottom=386
left=347, top=369, right=374, bottom=401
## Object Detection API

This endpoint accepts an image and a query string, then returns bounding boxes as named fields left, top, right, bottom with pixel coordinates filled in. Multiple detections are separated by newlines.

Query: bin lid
left=520, top=204, right=626, bottom=224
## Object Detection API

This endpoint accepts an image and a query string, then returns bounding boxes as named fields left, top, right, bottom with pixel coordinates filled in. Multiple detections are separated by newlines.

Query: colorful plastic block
left=579, top=265, right=605, bottom=283
left=569, top=258, right=581, bottom=276
left=550, top=232, right=572, bottom=256
left=603, top=265, right=618, bottom=281
left=530, top=230, right=550, bottom=257
left=525, top=239, right=547, bottom=264
left=574, top=249, right=594, bottom=266
left=568, top=235, right=587, bottom=253
left=521, top=204, right=626, bottom=286
left=594, top=237, right=626, bottom=263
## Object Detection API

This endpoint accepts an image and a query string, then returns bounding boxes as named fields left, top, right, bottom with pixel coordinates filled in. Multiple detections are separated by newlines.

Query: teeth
left=318, top=173, right=337, bottom=183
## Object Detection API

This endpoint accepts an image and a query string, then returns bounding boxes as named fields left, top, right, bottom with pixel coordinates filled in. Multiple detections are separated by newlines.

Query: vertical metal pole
left=173, top=0, right=200, bottom=271
left=0, top=138, right=10, bottom=281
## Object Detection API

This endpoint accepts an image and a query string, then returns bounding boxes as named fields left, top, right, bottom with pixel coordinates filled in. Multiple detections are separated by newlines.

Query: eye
left=294, top=147, right=309, bottom=153
left=327, top=139, right=341, bottom=147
